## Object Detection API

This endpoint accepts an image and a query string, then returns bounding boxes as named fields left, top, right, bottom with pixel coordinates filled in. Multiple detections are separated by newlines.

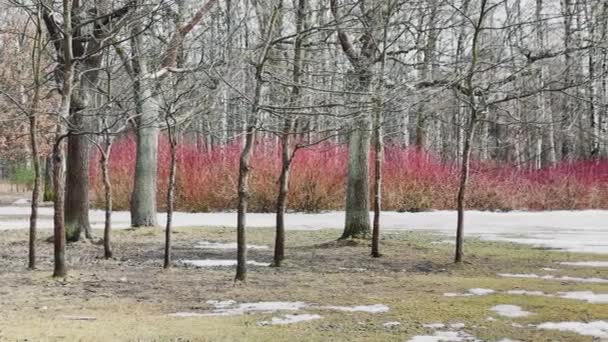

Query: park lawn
left=0, top=227, right=606, bottom=341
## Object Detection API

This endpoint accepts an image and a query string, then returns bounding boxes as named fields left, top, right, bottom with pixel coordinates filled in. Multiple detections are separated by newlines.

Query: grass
left=0, top=227, right=606, bottom=341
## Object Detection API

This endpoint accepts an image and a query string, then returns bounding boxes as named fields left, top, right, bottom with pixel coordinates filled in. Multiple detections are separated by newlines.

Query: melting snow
left=490, top=305, right=533, bottom=318
left=321, top=304, right=389, bottom=313
left=498, top=273, right=608, bottom=284
left=180, top=259, right=270, bottom=267
left=537, top=321, right=608, bottom=339
left=556, top=291, right=608, bottom=304
left=257, top=314, right=321, bottom=325
left=383, top=321, right=401, bottom=328
left=408, top=331, right=480, bottom=342
left=203, top=301, right=309, bottom=316
left=195, top=241, right=269, bottom=250
left=559, top=261, right=608, bottom=267
left=540, top=267, right=557, bottom=271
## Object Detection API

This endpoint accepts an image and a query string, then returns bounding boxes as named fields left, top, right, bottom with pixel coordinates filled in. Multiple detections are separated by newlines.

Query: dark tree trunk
left=65, top=132, right=91, bottom=241
left=43, top=155, right=54, bottom=202
left=164, top=119, right=178, bottom=269
left=455, top=112, right=477, bottom=263
left=371, top=101, right=383, bottom=258
left=28, top=113, right=40, bottom=269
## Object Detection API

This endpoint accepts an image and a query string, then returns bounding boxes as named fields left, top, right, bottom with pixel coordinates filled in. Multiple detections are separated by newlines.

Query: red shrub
left=90, top=137, right=608, bottom=212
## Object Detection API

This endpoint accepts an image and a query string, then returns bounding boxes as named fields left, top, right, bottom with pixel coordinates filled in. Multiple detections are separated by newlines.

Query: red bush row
left=90, top=137, right=608, bottom=212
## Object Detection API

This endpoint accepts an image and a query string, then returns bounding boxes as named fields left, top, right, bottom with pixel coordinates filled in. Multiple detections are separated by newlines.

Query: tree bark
left=101, top=140, right=113, bottom=259
left=164, top=117, right=178, bottom=269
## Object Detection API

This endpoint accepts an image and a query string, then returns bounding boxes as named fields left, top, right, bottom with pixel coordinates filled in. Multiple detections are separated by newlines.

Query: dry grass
left=0, top=227, right=606, bottom=341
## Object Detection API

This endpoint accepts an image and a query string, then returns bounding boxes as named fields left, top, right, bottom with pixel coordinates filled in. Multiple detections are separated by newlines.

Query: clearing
left=0, top=225, right=606, bottom=341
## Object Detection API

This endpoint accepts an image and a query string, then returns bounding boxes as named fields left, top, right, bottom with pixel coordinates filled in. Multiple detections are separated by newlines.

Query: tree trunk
left=65, top=132, right=91, bottom=241
left=130, top=31, right=159, bottom=228
left=274, top=144, right=291, bottom=266
left=455, top=112, right=477, bottom=263
left=28, top=12, right=42, bottom=269
left=43, top=155, right=54, bottom=202
left=342, top=117, right=371, bottom=239
left=164, top=119, right=178, bottom=269
left=371, top=100, right=383, bottom=258
left=273, top=0, right=305, bottom=267
left=235, top=122, right=255, bottom=281
left=53, top=140, right=67, bottom=277
left=101, top=141, right=113, bottom=259
left=28, top=113, right=40, bottom=270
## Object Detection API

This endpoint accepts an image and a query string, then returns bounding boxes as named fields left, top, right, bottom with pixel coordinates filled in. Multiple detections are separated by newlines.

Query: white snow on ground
left=559, top=261, right=608, bottom=267
left=170, top=301, right=390, bottom=318
left=321, top=304, right=389, bottom=313
left=423, top=323, right=447, bottom=329
left=498, top=273, right=608, bottom=283
left=537, top=321, right=608, bottom=339
left=540, top=267, right=557, bottom=271
left=468, top=288, right=495, bottom=296
left=195, top=241, right=269, bottom=250
left=200, top=301, right=309, bottom=316
left=445, top=288, right=608, bottom=304
left=180, top=259, right=270, bottom=267
left=490, top=305, right=533, bottom=318
left=408, top=331, right=480, bottom=342
left=556, top=291, right=608, bottom=304
left=383, top=321, right=401, bottom=328
left=257, top=314, right=322, bottom=325
left=2, top=208, right=608, bottom=253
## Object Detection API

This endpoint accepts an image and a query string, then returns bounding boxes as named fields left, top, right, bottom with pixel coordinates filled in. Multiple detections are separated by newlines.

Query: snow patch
left=423, top=323, right=446, bottom=329
left=204, top=301, right=309, bottom=316
left=321, top=304, right=389, bottom=313
left=537, top=321, right=608, bottom=339
left=408, top=331, right=480, bottom=342
left=490, top=305, right=533, bottom=318
left=540, top=267, right=557, bottom=271
left=383, top=321, right=401, bottom=328
left=497, top=273, right=608, bottom=283
left=257, top=314, right=321, bottom=325
left=180, top=259, right=270, bottom=267
left=556, top=291, right=608, bottom=304
left=559, top=261, right=608, bottom=267
left=195, top=241, right=269, bottom=250
left=468, top=288, right=495, bottom=296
